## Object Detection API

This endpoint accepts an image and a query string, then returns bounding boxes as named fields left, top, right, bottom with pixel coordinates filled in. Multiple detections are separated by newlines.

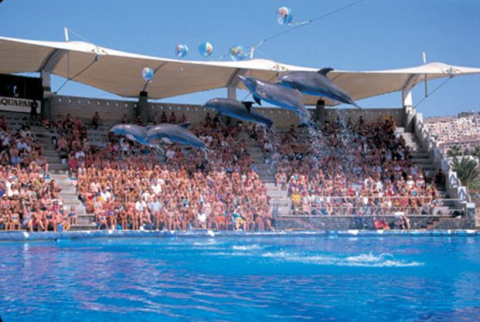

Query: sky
left=1, top=0, right=479, bottom=118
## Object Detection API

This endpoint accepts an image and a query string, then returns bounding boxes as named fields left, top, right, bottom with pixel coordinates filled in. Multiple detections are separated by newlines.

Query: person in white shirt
left=135, top=200, right=146, bottom=212
left=75, top=150, right=85, bottom=160
left=152, top=182, right=162, bottom=195
left=100, top=189, right=111, bottom=202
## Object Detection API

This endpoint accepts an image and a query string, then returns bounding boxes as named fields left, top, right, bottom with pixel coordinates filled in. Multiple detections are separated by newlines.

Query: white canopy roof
left=1, top=36, right=479, bottom=106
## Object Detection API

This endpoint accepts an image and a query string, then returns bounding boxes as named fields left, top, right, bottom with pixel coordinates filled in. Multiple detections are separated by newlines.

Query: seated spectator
left=57, top=136, right=69, bottom=152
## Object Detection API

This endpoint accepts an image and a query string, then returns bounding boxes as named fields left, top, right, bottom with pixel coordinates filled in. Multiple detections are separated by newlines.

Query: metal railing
left=271, top=196, right=464, bottom=217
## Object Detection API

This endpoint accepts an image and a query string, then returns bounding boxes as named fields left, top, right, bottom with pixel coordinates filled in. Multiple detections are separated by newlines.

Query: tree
left=447, top=145, right=463, bottom=158
left=472, top=146, right=480, bottom=158
left=452, top=157, right=480, bottom=190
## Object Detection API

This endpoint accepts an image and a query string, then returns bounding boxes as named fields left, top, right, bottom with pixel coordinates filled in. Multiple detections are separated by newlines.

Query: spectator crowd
left=0, top=115, right=74, bottom=232
left=1, top=110, right=448, bottom=232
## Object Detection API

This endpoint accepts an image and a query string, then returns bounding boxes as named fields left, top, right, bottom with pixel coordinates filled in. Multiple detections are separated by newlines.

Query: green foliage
left=447, top=145, right=463, bottom=158
left=472, top=146, right=480, bottom=158
left=452, top=157, right=480, bottom=190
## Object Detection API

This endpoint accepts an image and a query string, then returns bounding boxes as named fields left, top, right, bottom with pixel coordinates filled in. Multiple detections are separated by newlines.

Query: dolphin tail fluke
left=253, top=96, right=262, bottom=106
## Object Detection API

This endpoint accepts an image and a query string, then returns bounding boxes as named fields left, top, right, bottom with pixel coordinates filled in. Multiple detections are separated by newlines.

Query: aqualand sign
left=0, top=96, right=41, bottom=114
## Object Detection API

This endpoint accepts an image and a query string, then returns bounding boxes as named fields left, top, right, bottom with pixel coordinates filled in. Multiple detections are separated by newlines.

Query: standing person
left=30, top=100, right=39, bottom=125
left=91, top=111, right=102, bottom=130
left=148, top=197, right=162, bottom=230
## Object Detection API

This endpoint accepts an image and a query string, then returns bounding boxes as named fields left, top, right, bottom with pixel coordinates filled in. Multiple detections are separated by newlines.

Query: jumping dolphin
left=109, top=124, right=150, bottom=145
left=146, top=123, right=206, bottom=149
left=202, top=98, right=273, bottom=127
left=238, top=75, right=310, bottom=122
left=279, top=68, right=361, bottom=108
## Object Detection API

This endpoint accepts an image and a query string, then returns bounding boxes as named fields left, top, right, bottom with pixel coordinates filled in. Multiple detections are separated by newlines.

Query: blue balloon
left=142, top=67, right=154, bottom=82
left=277, top=6, right=293, bottom=25
left=230, top=45, right=248, bottom=61
left=198, top=41, right=214, bottom=57
left=175, top=44, right=189, bottom=58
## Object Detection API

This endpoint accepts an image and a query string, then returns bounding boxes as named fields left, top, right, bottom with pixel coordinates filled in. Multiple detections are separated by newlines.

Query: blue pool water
left=1, top=235, right=480, bottom=321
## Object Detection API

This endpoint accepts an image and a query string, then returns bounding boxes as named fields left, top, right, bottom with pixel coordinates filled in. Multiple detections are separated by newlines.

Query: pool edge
left=0, top=229, right=478, bottom=242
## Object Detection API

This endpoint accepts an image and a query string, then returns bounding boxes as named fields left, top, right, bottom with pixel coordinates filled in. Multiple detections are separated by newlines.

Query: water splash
left=261, top=251, right=423, bottom=268
left=232, top=244, right=262, bottom=251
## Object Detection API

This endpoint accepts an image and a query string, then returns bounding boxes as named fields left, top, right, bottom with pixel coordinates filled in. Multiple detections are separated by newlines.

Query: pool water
left=1, top=236, right=480, bottom=321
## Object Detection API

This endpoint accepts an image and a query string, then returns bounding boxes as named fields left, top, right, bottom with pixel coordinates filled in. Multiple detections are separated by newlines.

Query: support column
left=227, top=86, right=237, bottom=100
left=402, top=87, right=415, bottom=132
left=41, top=70, right=52, bottom=120
left=137, top=91, right=150, bottom=124
left=314, top=99, right=325, bottom=126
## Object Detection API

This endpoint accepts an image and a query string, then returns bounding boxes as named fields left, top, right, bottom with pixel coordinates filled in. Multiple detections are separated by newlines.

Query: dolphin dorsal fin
left=178, top=122, right=191, bottom=129
left=241, top=101, right=254, bottom=112
left=318, top=68, right=334, bottom=76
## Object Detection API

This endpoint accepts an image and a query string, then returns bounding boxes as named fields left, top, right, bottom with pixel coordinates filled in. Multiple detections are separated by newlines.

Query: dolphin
left=202, top=98, right=273, bottom=127
left=146, top=123, right=206, bottom=149
left=109, top=124, right=151, bottom=145
left=279, top=68, right=361, bottom=108
left=238, top=75, right=310, bottom=122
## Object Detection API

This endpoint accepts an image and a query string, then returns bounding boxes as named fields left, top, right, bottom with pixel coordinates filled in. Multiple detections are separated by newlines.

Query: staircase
left=30, top=125, right=94, bottom=230
left=243, top=130, right=291, bottom=217
left=30, top=126, right=68, bottom=173
left=245, top=139, right=276, bottom=184
left=49, top=173, right=93, bottom=230
left=400, top=130, right=437, bottom=176
left=400, top=130, right=467, bottom=229
left=265, top=183, right=291, bottom=217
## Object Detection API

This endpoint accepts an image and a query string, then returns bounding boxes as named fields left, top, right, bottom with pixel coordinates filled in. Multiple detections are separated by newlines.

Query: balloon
left=142, top=67, right=154, bottom=82
left=230, top=45, right=248, bottom=61
left=198, top=41, right=214, bottom=57
left=175, top=44, right=189, bottom=58
left=277, top=6, right=293, bottom=25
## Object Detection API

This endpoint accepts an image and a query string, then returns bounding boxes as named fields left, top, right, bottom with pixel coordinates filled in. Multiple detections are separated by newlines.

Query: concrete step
left=411, top=158, right=433, bottom=164
left=46, top=156, right=62, bottom=163
left=49, top=175, right=69, bottom=182
left=43, top=150, right=59, bottom=157
left=70, top=224, right=96, bottom=231
left=62, top=196, right=80, bottom=204
left=411, top=151, right=430, bottom=159
left=78, top=215, right=95, bottom=226
left=50, top=169, right=69, bottom=175
left=394, top=127, right=405, bottom=135
left=269, top=191, right=289, bottom=198
left=49, top=163, right=69, bottom=171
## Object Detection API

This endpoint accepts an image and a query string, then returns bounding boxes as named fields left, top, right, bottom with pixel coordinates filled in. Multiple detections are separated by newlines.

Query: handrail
left=276, top=214, right=456, bottom=218
left=411, top=110, right=473, bottom=208
left=271, top=197, right=462, bottom=206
